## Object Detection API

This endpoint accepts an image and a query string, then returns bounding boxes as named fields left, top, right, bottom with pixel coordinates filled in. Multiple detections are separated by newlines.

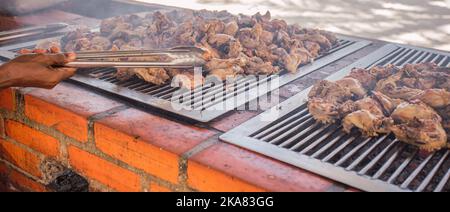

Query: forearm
left=0, top=64, right=15, bottom=89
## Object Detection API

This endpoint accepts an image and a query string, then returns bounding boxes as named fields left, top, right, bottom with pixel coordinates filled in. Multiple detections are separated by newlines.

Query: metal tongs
left=0, top=23, right=68, bottom=43
left=66, top=46, right=207, bottom=69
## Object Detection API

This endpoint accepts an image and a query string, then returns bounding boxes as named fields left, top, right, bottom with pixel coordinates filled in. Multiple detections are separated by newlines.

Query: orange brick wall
left=0, top=84, right=258, bottom=192
left=0, top=83, right=335, bottom=192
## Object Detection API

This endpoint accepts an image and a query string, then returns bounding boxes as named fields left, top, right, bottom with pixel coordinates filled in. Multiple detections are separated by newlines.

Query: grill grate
left=70, top=37, right=370, bottom=122
left=221, top=44, right=450, bottom=192
left=0, top=36, right=369, bottom=122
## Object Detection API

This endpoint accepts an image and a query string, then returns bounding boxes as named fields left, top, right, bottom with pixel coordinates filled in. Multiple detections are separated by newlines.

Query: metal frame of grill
left=0, top=33, right=370, bottom=122
left=220, top=44, right=450, bottom=192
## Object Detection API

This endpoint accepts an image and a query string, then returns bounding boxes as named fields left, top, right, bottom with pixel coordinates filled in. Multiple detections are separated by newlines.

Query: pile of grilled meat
left=308, top=63, right=449, bottom=152
left=59, top=9, right=338, bottom=89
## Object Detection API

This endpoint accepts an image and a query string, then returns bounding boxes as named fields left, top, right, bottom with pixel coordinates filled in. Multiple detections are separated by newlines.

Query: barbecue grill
left=221, top=44, right=450, bottom=192
left=0, top=27, right=370, bottom=122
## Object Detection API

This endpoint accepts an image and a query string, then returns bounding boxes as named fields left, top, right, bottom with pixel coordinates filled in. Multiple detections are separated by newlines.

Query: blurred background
left=140, top=0, right=450, bottom=51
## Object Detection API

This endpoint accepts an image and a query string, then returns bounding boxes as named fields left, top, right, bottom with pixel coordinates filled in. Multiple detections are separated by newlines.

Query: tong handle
left=67, top=46, right=206, bottom=68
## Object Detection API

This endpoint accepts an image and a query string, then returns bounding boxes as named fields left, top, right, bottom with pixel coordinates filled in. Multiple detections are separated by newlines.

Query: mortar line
left=2, top=111, right=187, bottom=190
left=0, top=159, right=45, bottom=185
left=86, top=105, right=129, bottom=146
left=177, top=135, right=221, bottom=190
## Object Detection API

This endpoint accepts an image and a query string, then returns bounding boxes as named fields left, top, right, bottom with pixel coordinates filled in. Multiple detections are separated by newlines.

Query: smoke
left=0, top=0, right=68, bottom=15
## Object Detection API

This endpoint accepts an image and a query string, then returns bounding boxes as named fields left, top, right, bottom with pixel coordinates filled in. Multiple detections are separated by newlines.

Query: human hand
left=0, top=52, right=76, bottom=89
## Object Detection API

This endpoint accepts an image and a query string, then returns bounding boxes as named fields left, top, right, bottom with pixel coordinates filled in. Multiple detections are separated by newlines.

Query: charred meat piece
left=208, top=65, right=244, bottom=81
left=375, top=69, right=425, bottom=100
left=304, top=41, right=320, bottom=58
left=226, top=39, right=243, bottom=58
left=207, top=33, right=235, bottom=47
left=308, top=98, right=341, bottom=124
left=354, top=97, right=384, bottom=117
left=335, top=78, right=367, bottom=99
left=371, top=91, right=403, bottom=115
left=343, top=110, right=393, bottom=136
left=245, top=56, right=279, bottom=75
left=346, top=68, right=377, bottom=90
left=168, top=69, right=204, bottom=90
left=62, top=9, right=338, bottom=89
left=293, top=33, right=332, bottom=53
left=308, top=80, right=353, bottom=103
left=342, top=96, right=393, bottom=136
left=223, top=21, right=239, bottom=37
left=205, top=57, right=246, bottom=71
left=369, top=64, right=398, bottom=80
left=308, top=80, right=359, bottom=124
left=415, top=89, right=450, bottom=109
left=390, top=101, right=447, bottom=152
left=308, top=62, right=449, bottom=152
left=115, top=68, right=136, bottom=81
left=134, top=68, right=170, bottom=85
left=437, top=106, right=450, bottom=134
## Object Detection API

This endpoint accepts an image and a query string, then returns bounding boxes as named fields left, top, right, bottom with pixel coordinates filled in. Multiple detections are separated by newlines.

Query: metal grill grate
left=0, top=36, right=370, bottom=122
left=221, top=44, right=450, bottom=192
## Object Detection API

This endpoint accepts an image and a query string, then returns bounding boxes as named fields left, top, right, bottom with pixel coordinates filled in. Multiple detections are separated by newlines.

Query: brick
left=188, top=143, right=334, bottom=192
left=188, top=160, right=264, bottom=192
left=95, top=124, right=179, bottom=184
left=95, top=108, right=215, bottom=183
left=5, top=120, right=60, bottom=157
left=0, top=162, right=10, bottom=178
left=0, top=88, right=15, bottom=111
left=9, top=170, right=46, bottom=192
left=210, top=110, right=258, bottom=132
left=0, top=115, right=4, bottom=139
left=0, top=139, right=42, bottom=178
left=0, top=182, right=9, bottom=192
left=68, top=145, right=140, bottom=192
left=150, top=182, right=171, bottom=192
left=24, top=83, right=123, bottom=142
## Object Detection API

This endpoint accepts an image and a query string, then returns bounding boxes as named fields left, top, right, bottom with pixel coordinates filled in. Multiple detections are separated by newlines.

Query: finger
left=34, top=53, right=67, bottom=66
left=49, top=45, right=61, bottom=53
left=13, top=53, right=37, bottom=62
left=32, top=49, right=48, bottom=54
left=18, top=49, right=33, bottom=54
left=64, top=52, right=77, bottom=62
left=54, top=67, right=77, bottom=80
